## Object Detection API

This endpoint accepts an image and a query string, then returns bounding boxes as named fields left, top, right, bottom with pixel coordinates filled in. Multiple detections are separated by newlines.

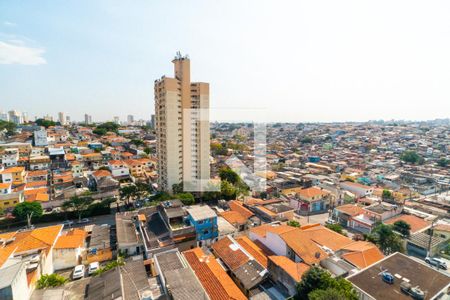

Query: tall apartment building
left=155, top=53, right=210, bottom=192
left=8, top=110, right=22, bottom=124
left=84, top=114, right=92, bottom=125
left=127, top=115, right=134, bottom=125
left=58, top=112, right=66, bottom=125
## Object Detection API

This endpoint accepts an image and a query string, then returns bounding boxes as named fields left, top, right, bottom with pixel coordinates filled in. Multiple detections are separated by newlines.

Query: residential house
left=0, top=166, right=27, bottom=185
left=182, top=247, right=247, bottom=300
left=108, top=160, right=130, bottom=178
left=283, top=186, right=332, bottom=214
left=340, top=181, right=374, bottom=198
left=186, top=205, right=218, bottom=246
left=211, top=235, right=268, bottom=295
left=153, top=249, right=209, bottom=300
left=53, top=228, right=86, bottom=270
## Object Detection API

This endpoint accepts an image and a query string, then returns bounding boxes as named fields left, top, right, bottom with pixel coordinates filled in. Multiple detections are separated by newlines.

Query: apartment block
left=154, top=53, right=210, bottom=192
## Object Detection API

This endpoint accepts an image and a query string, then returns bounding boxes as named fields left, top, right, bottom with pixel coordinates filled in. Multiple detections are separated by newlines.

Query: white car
left=72, top=264, right=85, bottom=280
left=425, top=257, right=448, bottom=270
left=88, top=262, right=100, bottom=275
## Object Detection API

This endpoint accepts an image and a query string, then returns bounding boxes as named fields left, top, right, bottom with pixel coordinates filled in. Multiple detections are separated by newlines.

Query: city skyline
left=1, top=1, right=450, bottom=122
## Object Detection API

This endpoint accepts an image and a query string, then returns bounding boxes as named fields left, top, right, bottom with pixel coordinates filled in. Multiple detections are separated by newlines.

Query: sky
left=1, top=0, right=450, bottom=123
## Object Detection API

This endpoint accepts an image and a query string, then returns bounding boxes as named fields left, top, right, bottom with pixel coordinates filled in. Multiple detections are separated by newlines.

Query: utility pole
left=427, top=218, right=437, bottom=256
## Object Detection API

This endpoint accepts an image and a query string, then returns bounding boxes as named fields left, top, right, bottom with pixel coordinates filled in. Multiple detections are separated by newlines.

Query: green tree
left=130, top=139, right=144, bottom=147
left=287, top=220, right=301, bottom=228
left=35, top=118, right=57, bottom=128
left=368, top=223, right=404, bottom=254
left=400, top=150, right=424, bottom=164
left=119, top=185, right=138, bottom=205
left=219, top=168, right=240, bottom=185
left=150, top=192, right=172, bottom=203
left=437, top=158, right=449, bottom=168
left=62, top=195, right=93, bottom=222
left=0, top=120, right=17, bottom=135
left=308, top=288, right=348, bottom=300
left=12, top=202, right=43, bottom=221
left=325, top=223, right=344, bottom=234
left=393, top=220, right=411, bottom=237
left=295, top=267, right=357, bottom=300
left=37, top=274, right=68, bottom=289
left=143, top=147, right=153, bottom=155
left=175, top=193, right=195, bottom=205
left=221, top=180, right=237, bottom=200
left=382, top=189, right=393, bottom=200
left=93, top=127, right=107, bottom=136
left=299, top=136, right=313, bottom=144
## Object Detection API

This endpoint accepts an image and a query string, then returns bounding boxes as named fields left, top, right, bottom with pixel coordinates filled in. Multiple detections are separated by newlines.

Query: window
left=197, top=220, right=204, bottom=225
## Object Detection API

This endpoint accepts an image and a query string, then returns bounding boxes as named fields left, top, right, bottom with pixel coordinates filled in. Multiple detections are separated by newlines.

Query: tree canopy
left=0, top=120, right=17, bottom=135
left=13, top=202, right=43, bottom=220
left=175, top=193, right=195, bottom=205
left=62, top=195, right=93, bottom=221
left=36, top=118, right=58, bottom=128
left=400, top=150, right=424, bottom=164
left=287, top=220, right=301, bottom=228
left=393, top=220, right=411, bottom=237
left=93, top=122, right=120, bottom=135
left=437, top=158, right=449, bottom=168
left=367, top=223, right=404, bottom=254
left=295, top=267, right=357, bottom=300
left=325, top=223, right=344, bottom=234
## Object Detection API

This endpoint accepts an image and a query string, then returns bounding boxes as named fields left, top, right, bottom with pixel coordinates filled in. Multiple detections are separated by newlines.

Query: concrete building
left=84, top=114, right=92, bottom=125
left=33, top=129, right=48, bottom=147
left=113, top=116, right=119, bottom=124
left=127, top=114, right=134, bottom=125
left=155, top=53, right=210, bottom=192
left=58, top=112, right=66, bottom=125
left=8, top=110, right=22, bottom=124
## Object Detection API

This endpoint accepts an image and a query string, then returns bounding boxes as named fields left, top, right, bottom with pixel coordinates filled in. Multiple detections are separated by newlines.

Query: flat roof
left=186, top=205, right=217, bottom=221
left=348, top=252, right=450, bottom=300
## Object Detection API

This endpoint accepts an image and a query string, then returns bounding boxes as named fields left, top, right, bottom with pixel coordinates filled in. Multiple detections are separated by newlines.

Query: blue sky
left=1, top=0, right=450, bottom=122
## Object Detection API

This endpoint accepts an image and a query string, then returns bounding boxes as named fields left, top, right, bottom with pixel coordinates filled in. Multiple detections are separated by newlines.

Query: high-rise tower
left=155, top=53, right=210, bottom=192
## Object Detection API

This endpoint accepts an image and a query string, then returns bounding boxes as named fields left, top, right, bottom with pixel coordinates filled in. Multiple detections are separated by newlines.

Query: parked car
left=88, top=262, right=100, bottom=275
left=72, top=265, right=85, bottom=280
left=63, top=220, right=74, bottom=227
left=77, top=218, right=90, bottom=224
left=425, top=257, right=447, bottom=270
left=325, top=218, right=337, bottom=225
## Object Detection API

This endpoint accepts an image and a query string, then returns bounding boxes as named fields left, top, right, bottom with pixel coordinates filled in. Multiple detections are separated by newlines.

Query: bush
left=37, top=274, right=68, bottom=289
left=93, top=257, right=125, bottom=276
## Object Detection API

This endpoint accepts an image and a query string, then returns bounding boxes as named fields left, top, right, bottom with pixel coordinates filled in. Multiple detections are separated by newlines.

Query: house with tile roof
left=53, top=228, right=86, bottom=270
left=183, top=247, right=247, bottom=300
left=267, top=255, right=310, bottom=297
left=211, top=235, right=268, bottom=295
left=0, top=225, right=63, bottom=299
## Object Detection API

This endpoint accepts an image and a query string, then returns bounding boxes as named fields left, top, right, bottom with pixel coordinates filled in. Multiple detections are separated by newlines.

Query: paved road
left=295, top=212, right=330, bottom=226
left=0, top=213, right=115, bottom=234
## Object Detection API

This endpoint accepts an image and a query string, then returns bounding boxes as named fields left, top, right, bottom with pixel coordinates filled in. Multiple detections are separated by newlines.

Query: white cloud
left=0, top=40, right=46, bottom=65
left=3, top=21, right=17, bottom=27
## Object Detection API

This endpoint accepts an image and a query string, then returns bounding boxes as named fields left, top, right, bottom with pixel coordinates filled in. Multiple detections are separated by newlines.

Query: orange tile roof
left=27, top=170, right=48, bottom=177
left=280, top=229, right=328, bottom=265
left=384, top=214, right=431, bottom=234
left=296, top=187, right=329, bottom=199
left=183, top=247, right=247, bottom=300
left=93, top=169, right=111, bottom=178
left=25, top=181, right=48, bottom=188
left=340, top=241, right=384, bottom=269
left=335, top=204, right=365, bottom=216
left=300, top=225, right=353, bottom=251
left=0, top=182, right=11, bottom=189
left=249, top=224, right=296, bottom=238
left=109, top=160, right=125, bottom=166
left=268, top=256, right=310, bottom=282
left=54, top=228, right=86, bottom=249
left=236, top=236, right=271, bottom=268
left=0, top=166, right=25, bottom=174
left=228, top=200, right=254, bottom=219
left=220, top=211, right=247, bottom=226
left=211, top=236, right=249, bottom=271
left=26, top=193, right=49, bottom=202
left=24, top=187, right=48, bottom=196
